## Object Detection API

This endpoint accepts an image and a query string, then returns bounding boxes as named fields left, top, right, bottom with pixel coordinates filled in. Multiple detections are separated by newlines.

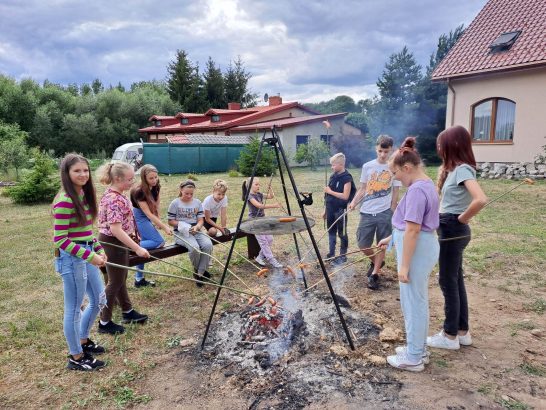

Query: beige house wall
left=231, top=117, right=362, bottom=166
left=446, top=66, right=546, bottom=163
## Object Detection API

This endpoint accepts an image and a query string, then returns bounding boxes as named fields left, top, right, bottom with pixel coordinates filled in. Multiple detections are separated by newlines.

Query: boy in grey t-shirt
left=349, top=135, right=400, bottom=290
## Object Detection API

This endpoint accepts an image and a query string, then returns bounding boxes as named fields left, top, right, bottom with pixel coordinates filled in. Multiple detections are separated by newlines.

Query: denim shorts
left=356, top=208, right=393, bottom=248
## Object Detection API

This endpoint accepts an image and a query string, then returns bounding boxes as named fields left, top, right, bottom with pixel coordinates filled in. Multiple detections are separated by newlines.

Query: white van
left=111, top=142, right=143, bottom=170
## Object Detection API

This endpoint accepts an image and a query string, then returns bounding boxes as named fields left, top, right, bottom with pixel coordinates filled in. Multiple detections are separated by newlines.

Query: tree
left=236, top=137, right=276, bottom=176
left=91, top=78, right=104, bottom=95
left=203, top=57, right=225, bottom=108
left=368, top=46, right=423, bottom=141
left=224, top=56, right=258, bottom=108
left=6, top=148, right=59, bottom=204
left=166, top=50, right=203, bottom=111
left=294, top=139, right=330, bottom=170
left=305, top=95, right=360, bottom=114
left=414, top=25, right=465, bottom=163
left=344, top=112, right=369, bottom=133
left=0, top=121, right=29, bottom=180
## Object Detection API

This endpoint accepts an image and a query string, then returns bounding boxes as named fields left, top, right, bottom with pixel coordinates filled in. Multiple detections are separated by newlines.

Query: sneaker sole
left=98, top=328, right=125, bottom=335
left=426, top=342, right=460, bottom=350
left=122, top=317, right=148, bottom=324
left=67, top=362, right=106, bottom=371
left=386, top=357, right=425, bottom=372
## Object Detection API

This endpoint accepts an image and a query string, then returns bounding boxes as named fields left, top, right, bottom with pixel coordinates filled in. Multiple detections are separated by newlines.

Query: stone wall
left=478, top=160, right=546, bottom=180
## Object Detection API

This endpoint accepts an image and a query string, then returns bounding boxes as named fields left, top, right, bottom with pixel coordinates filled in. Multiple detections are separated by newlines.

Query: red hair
left=436, top=126, right=477, bottom=191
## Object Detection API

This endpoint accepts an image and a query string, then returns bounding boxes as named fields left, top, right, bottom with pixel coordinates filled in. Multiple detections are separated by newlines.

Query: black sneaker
left=203, top=271, right=212, bottom=282
left=98, top=321, right=126, bottom=335
left=366, top=261, right=385, bottom=277
left=368, top=274, right=380, bottom=290
left=135, top=278, right=156, bottom=288
left=81, top=338, right=105, bottom=354
left=193, top=273, right=204, bottom=288
left=122, top=309, right=148, bottom=324
left=67, top=352, right=106, bottom=371
left=336, top=255, right=348, bottom=264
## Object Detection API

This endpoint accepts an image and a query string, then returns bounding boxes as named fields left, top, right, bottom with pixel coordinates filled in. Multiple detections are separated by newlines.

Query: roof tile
left=433, top=0, right=546, bottom=79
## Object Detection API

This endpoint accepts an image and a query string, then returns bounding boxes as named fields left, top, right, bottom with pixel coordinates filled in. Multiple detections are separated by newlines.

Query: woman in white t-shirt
left=203, top=179, right=229, bottom=237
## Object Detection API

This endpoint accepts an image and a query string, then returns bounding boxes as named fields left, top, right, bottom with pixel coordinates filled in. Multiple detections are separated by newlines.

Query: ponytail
left=97, top=162, right=132, bottom=185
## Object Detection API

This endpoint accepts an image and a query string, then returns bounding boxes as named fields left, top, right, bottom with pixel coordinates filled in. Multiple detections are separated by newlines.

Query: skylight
left=490, top=31, right=521, bottom=52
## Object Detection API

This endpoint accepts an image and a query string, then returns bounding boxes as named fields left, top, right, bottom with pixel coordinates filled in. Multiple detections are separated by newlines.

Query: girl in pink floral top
left=97, top=162, right=150, bottom=335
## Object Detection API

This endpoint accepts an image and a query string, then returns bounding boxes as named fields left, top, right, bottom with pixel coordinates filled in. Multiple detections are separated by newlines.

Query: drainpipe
left=447, top=78, right=456, bottom=126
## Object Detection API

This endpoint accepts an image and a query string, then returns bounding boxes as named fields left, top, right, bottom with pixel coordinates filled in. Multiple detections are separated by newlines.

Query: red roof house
left=139, top=95, right=362, bottom=164
left=432, top=0, right=546, bottom=164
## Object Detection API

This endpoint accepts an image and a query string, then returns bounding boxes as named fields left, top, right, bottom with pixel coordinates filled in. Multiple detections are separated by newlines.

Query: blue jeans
left=133, top=207, right=165, bottom=281
left=393, top=228, right=439, bottom=362
left=56, top=246, right=105, bottom=356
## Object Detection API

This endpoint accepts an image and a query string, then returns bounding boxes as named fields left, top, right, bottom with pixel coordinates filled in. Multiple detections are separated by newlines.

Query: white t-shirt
left=359, top=159, right=401, bottom=214
left=202, top=194, right=228, bottom=218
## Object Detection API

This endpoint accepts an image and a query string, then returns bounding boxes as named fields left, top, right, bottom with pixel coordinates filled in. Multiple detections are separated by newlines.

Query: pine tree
left=224, top=56, right=257, bottom=108
left=203, top=57, right=225, bottom=108
left=166, top=50, right=197, bottom=111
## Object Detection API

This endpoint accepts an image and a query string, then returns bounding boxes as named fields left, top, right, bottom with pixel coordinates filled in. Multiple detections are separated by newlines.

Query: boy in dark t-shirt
left=323, top=153, right=355, bottom=264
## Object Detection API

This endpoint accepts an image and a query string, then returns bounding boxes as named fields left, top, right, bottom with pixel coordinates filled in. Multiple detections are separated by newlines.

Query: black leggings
left=438, top=213, right=471, bottom=336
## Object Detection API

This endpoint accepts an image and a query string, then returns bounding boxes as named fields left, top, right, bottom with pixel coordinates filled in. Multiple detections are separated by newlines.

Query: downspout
left=447, top=78, right=456, bottom=126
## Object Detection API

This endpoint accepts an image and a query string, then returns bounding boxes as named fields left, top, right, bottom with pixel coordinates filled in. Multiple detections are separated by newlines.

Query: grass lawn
left=0, top=166, right=544, bottom=408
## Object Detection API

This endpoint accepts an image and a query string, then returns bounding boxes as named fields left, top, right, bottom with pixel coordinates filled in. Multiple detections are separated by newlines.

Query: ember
left=240, top=299, right=287, bottom=342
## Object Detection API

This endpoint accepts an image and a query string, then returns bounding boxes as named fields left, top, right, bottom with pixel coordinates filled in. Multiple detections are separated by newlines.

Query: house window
left=211, top=115, right=220, bottom=122
left=180, top=118, right=189, bottom=125
left=471, top=98, right=515, bottom=143
left=296, top=135, right=309, bottom=147
left=155, top=120, right=162, bottom=127
left=320, top=134, right=332, bottom=148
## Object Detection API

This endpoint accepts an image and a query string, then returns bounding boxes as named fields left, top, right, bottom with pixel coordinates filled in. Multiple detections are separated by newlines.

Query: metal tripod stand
left=201, top=126, right=355, bottom=350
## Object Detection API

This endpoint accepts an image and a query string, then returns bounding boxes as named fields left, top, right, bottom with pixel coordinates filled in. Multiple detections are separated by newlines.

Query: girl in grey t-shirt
left=427, top=126, right=488, bottom=351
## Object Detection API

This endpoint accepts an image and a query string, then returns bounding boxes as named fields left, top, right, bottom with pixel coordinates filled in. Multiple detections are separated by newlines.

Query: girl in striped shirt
left=53, top=154, right=107, bottom=371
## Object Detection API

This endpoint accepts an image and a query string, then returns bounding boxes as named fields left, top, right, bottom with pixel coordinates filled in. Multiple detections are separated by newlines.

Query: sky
left=0, top=0, right=488, bottom=104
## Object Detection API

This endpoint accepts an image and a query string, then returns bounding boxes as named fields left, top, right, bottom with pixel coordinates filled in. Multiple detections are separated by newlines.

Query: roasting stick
left=99, top=240, right=198, bottom=277
left=301, top=249, right=383, bottom=294
left=206, top=233, right=262, bottom=271
left=173, top=232, right=254, bottom=293
left=322, top=246, right=381, bottom=262
left=437, top=178, right=535, bottom=243
left=104, top=261, right=261, bottom=297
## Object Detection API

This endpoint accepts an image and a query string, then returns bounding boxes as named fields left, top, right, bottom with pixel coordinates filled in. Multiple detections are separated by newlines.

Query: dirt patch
left=135, top=258, right=546, bottom=409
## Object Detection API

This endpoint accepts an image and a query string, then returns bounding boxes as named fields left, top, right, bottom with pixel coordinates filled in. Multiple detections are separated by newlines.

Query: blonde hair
left=97, top=162, right=133, bottom=185
left=329, top=152, right=346, bottom=165
left=213, top=179, right=228, bottom=193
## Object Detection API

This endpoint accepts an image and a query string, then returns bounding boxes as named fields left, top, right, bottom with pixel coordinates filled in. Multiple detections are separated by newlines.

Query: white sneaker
left=268, top=257, right=283, bottom=269
left=395, top=346, right=431, bottom=364
left=458, top=332, right=472, bottom=346
left=255, top=254, right=266, bottom=266
left=387, top=352, right=425, bottom=372
left=427, top=331, right=460, bottom=350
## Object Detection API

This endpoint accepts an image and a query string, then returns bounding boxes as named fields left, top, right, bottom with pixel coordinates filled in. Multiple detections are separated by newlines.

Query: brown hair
left=436, top=126, right=477, bottom=192
left=58, top=154, right=97, bottom=225
left=178, top=180, right=196, bottom=196
left=391, top=137, right=421, bottom=168
left=376, top=134, right=394, bottom=148
left=97, top=162, right=133, bottom=185
left=131, top=164, right=160, bottom=216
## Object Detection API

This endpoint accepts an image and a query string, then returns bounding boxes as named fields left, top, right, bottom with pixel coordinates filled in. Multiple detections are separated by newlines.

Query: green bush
left=294, top=139, right=330, bottom=170
left=228, top=169, right=239, bottom=178
left=186, top=173, right=199, bottom=181
left=236, top=137, right=276, bottom=176
left=6, top=149, right=60, bottom=204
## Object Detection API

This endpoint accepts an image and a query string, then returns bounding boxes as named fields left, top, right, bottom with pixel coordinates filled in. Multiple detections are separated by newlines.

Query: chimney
left=227, top=102, right=241, bottom=110
left=269, top=95, right=282, bottom=106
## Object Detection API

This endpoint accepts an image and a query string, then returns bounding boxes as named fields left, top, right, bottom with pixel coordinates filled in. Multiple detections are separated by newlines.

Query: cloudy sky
left=0, top=0, right=487, bottom=103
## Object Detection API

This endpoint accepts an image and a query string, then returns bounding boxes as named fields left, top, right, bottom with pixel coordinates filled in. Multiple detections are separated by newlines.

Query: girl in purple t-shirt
left=378, top=137, right=440, bottom=372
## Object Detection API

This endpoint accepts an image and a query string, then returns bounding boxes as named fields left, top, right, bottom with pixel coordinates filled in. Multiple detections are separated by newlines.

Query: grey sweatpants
left=174, top=232, right=213, bottom=274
